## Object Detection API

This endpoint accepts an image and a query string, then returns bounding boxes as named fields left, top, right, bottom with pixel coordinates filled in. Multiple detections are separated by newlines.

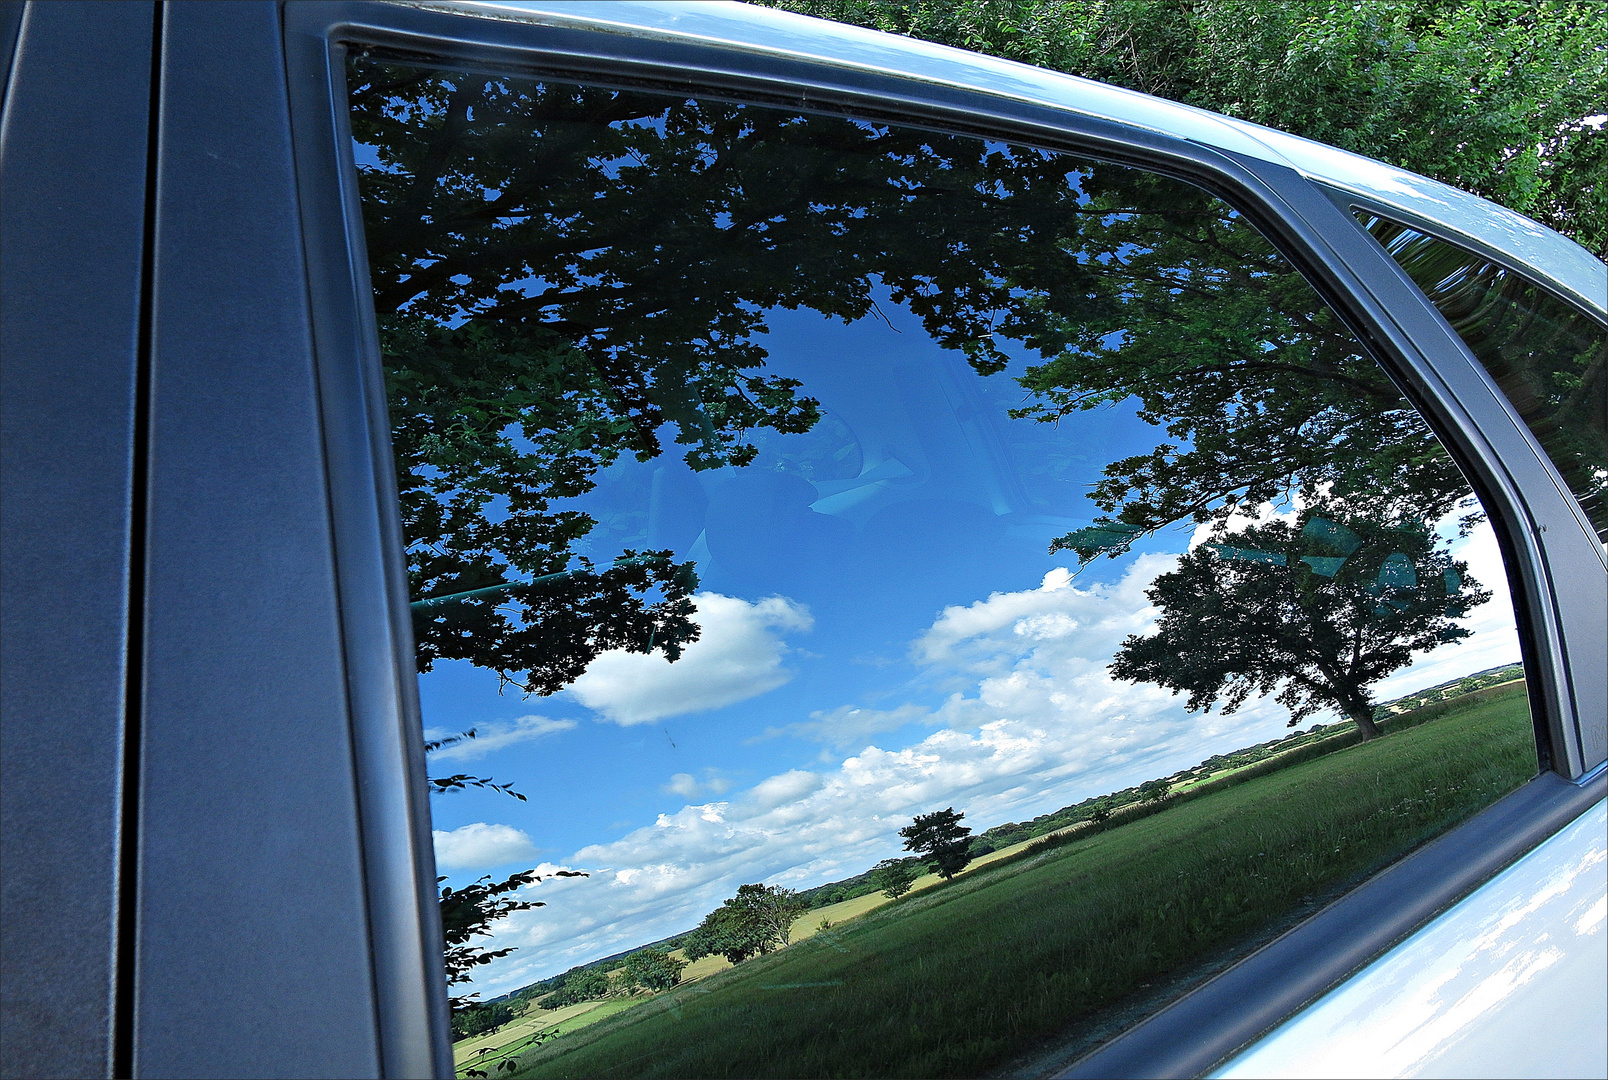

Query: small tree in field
left=1111, top=512, right=1488, bottom=739
left=872, top=858, right=922, bottom=899
left=900, top=808, right=974, bottom=880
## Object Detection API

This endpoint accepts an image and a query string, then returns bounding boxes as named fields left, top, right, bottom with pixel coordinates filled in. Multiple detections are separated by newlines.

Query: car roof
left=414, top=0, right=1607, bottom=317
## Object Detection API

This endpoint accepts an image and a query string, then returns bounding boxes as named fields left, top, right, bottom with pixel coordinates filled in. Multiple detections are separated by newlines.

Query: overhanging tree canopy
left=351, top=61, right=1476, bottom=693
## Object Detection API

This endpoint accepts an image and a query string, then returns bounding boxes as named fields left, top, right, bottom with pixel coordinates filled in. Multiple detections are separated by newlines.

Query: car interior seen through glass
left=347, top=59, right=1541, bottom=1078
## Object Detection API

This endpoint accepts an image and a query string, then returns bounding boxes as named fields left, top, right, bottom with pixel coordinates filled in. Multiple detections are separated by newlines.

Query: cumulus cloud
left=426, top=715, right=576, bottom=762
left=914, top=557, right=1173, bottom=677
left=433, top=823, right=539, bottom=872
left=568, top=593, right=813, bottom=725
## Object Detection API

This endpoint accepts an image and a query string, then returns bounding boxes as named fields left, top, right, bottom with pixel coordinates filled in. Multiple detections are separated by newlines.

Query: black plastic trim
left=1058, top=769, right=1608, bottom=1079
left=112, top=5, right=162, bottom=1077
left=1, top=4, right=153, bottom=1074
left=281, top=6, right=453, bottom=1078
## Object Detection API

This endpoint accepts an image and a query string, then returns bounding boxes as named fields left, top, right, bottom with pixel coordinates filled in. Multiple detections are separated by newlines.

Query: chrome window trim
left=1328, top=186, right=1608, bottom=327
left=277, top=1, right=1608, bottom=1073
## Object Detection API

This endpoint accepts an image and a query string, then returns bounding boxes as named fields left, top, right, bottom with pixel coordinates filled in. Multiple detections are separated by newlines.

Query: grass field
left=504, top=683, right=1533, bottom=1079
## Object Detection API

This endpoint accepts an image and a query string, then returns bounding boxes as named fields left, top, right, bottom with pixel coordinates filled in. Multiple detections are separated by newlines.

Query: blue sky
left=420, top=285, right=1523, bottom=997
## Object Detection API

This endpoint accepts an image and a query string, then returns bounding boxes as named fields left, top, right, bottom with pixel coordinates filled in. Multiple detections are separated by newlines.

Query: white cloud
left=756, top=702, right=932, bottom=750
left=433, top=823, right=539, bottom=872
left=664, top=770, right=733, bottom=798
left=665, top=773, right=701, bottom=797
left=426, top=714, right=576, bottom=762
left=568, top=593, right=813, bottom=724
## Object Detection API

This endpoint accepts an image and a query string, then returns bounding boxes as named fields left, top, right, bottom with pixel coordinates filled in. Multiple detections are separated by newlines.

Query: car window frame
left=277, top=2, right=1608, bottom=1074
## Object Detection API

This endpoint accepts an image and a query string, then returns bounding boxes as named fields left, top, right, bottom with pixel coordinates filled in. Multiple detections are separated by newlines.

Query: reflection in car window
left=348, top=59, right=1538, bottom=1077
left=1359, top=213, right=1607, bottom=544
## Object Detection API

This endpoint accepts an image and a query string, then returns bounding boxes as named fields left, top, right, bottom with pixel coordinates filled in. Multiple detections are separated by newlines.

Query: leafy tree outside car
left=683, top=883, right=810, bottom=964
left=762, top=0, right=1608, bottom=259
left=901, top=808, right=975, bottom=880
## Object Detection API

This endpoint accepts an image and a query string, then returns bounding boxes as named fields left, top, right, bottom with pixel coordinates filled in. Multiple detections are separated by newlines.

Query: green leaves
left=900, top=807, right=974, bottom=879
left=683, top=883, right=810, bottom=964
left=765, top=0, right=1608, bottom=256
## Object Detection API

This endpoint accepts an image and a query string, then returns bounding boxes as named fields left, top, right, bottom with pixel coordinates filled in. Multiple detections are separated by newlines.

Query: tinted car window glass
left=348, top=59, right=1537, bottom=1077
left=1359, top=213, right=1607, bottom=543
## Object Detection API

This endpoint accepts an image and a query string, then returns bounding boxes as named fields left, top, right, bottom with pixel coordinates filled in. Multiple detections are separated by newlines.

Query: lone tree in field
left=1111, top=512, right=1488, bottom=739
left=683, top=883, right=808, bottom=965
left=901, top=808, right=974, bottom=880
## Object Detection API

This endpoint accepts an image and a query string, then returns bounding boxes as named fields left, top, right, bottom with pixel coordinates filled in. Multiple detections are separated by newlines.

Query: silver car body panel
left=1214, top=795, right=1608, bottom=1079
left=412, top=0, right=1607, bottom=319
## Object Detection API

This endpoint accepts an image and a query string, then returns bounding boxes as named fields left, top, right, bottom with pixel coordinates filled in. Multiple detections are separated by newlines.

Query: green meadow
left=506, top=683, right=1533, bottom=1079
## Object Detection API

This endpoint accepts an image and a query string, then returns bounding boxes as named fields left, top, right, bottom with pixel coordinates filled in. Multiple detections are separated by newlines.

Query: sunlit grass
left=512, top=685, right=1534, bottom=1079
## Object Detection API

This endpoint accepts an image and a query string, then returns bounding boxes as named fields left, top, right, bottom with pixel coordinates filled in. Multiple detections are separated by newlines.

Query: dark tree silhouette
left=901, top=808, right=974, bottom=879
left=1111, top=510, right=1490, bottom=738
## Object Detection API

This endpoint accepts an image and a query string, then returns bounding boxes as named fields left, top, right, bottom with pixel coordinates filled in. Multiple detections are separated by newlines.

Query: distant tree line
left=534, top=947, right=691, bottom=1012
left=450, top=999, right=515, bottom=1041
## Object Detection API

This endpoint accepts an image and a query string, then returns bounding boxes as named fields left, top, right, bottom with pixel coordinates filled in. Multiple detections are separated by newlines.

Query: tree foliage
left=622, top=948, right=689, bottom=992
left=872, top=858, right=923, bottom=899
left=683, top=883, right=809, bottom=964
left=537, top=965, right=615, bottom=1010
left=428, top=731, right=588, bottom=1013
left=439, top=869, right=575, bottom=1011
left=450, top=1000, right=514, bottom=1042
left=1110, top=509, right=1490, bottom=737
left=763, top=0, right=1608, bottom=257
left=900, top=808, right=975, bottom=879
left=353, top=59, right=1465, bottom=606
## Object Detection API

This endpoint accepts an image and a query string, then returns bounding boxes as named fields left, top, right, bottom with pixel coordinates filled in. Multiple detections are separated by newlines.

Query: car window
left=346, top=58, right=1539, bottom=1078
left=1358, top=213, right=1607, bottom=545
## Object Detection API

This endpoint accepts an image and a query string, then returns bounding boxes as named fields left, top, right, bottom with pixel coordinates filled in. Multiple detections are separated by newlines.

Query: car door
left=2, top=3, right=1601, bottom=1078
